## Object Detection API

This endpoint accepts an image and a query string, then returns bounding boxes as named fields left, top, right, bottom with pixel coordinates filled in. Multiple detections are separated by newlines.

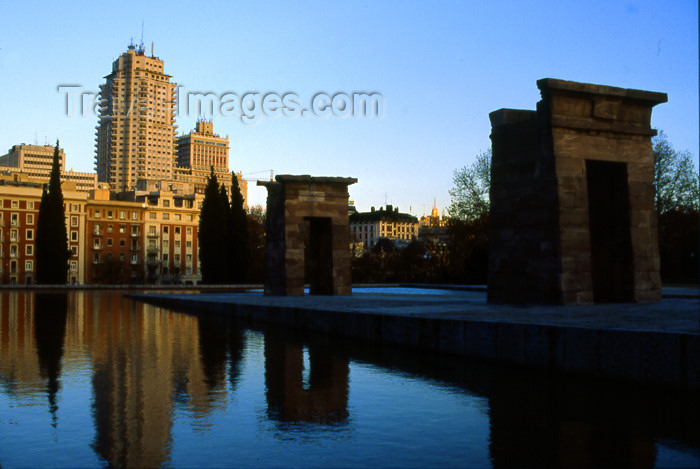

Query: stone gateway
left=488, top=79, right=667, bottom=304
left=259, top=175, right=357, bottom=296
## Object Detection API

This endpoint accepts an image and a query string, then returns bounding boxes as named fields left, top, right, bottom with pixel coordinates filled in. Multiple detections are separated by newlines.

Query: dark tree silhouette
left=227, top=172, right=249, bottom=283
left=35, top=141, right=71, bottom=284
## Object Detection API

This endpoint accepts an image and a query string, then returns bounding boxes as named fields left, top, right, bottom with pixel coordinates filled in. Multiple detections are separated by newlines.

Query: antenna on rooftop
left=140, top=20, right=144, bottom=50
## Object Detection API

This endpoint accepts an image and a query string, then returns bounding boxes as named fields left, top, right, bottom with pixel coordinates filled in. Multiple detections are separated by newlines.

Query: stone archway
left=488, top=79, right=667, bottom=304
left=258, top=175, right=357, bottom=296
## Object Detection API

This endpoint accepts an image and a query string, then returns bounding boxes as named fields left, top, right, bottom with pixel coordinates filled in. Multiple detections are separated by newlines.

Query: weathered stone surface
left=488, top=79, right=666, bottom=304
left=259, top=175, right=357, bottom=296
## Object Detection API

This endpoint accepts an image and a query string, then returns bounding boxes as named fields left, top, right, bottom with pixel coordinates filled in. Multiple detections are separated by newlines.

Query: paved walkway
left=132, top=286, right=699, bottom=334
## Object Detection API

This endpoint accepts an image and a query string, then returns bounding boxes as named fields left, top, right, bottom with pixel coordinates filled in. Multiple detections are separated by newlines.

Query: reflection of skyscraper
left=264, top=331, right=349, bottom=424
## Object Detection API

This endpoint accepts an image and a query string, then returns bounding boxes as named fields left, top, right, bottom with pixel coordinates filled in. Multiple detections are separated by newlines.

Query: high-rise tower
left=95, top=44, right=177, bottom=191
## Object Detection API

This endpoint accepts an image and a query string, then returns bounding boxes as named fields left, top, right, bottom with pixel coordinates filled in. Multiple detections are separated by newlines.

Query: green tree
left=227, top=173, right=249, bottom=283
left=653, top=130, right=699, bottom=214
left=246, top=205, right=266, bottom=283
left=447, top=148, right=491, bottom=223
left=446, top=148, right=492, bottom=284
left=35, top=141, right=71, bottom=284
left=652, top=131, right=699, bottom=282
left=199, top=168, right=227, bottom=284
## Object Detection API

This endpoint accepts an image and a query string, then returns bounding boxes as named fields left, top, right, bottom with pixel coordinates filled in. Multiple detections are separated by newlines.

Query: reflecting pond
left=0, top=291, right=698, bottom=468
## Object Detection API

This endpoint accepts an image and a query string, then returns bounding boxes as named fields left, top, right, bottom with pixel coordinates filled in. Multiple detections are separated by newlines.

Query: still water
left=0, top=291, right=698, bottom=468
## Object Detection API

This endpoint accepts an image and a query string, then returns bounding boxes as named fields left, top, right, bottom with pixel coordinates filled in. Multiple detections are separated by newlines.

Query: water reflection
left=264, top=328, right=349, bottom=424
left=33, top=293, right=68, bottom=427
left=0, top=291, right=698, bottom=468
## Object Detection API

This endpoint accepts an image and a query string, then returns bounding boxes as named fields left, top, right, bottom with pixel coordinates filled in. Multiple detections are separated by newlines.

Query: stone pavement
left=132, top=287, right=699, bottom=333
left=128, top=286, right=699, bottom=389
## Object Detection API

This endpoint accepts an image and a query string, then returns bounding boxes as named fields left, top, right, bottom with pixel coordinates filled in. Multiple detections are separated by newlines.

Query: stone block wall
left=259, top=175, right=357, bottom=296
left=488, top=79, right=667, bottom=304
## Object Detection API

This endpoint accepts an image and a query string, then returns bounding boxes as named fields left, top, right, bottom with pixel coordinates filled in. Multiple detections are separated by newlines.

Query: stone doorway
left=258, top=175, right=357, bottom=296
left=488, top=79, right=667, bottom=304
left=305, top=217, right=334, bottom=295
left=586, top=160, right=634, bottom=302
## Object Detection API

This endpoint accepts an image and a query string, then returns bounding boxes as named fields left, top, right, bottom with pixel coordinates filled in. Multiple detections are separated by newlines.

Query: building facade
left=0, top=177, right=204, bottom=285
left=0, top=144, right=97, bottom=192
left=95, top=44, right=178, bottom=191
left=175, top=119, right=248, bottom=203
left=0, top=177, right=88, bottom=285
left=349, top=204, right=419, bottom=250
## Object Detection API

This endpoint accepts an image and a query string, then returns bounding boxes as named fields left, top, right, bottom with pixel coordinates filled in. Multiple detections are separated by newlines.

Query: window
left=25, top=261, right=33, bottom=271
left=162, top=253, right=168, bottom=262
left=175, top=227, right=181, bottom=235
left=119, top=225, right=126, bottom=233
left=163, top=226, right=169, bottom=234
left=107, top=210, right=113, bottom=218
left=163, top=199, right=170, bottom=207
left=11, top=213, right=18, bottom=226
left=71, top=231, right=78, bottom=241
left=119, top=253, right=125, bottom=262
left=120, top=239, right=126, bottom=247
left=119, top=210, right=126, bottom=219
left=186, top=254, right=192, bottom=263
left=70, top=261, right=77, bottom=271
left=94, top=238, right=101, bottom=248
left=71, top=204, right=79, bottom=212
left=26, top=229, right=33, bottom=240
left=11, top=200, right=18, bottom=208
left=71, top=246, right=77, bottom=256
left=26, top=213, right=34, bottom=224
left=162, top=213, right=169, bottom=220
left=71, top=216, right=78, bottom=226
left=174, top=254, right=180, bottom=262
left=107, top=224, right=113, bottom=233
left=186, top=227, right=192, bottom=235
left=131, top=211, right=138, bottom=220
left=174, top=213, right=181, bottom=221
left=107, top=238, right=113, bottom=247
left=175, top=240, right=180, bottom=248
left=25, top=245, right=33, bottom=256
left=149, top=212, right=156, bottom=219
left=186, top=214, right=193, bottom=221
left=186, top=240, right=192, bottom=248
left=27, top=201, right=34, bottom=210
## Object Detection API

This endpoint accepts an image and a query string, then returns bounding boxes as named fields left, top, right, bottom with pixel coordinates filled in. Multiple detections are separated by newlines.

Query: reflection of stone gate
left=488, top=79, right=667, bottom=304
left=259, top=175, right=357, bottom=296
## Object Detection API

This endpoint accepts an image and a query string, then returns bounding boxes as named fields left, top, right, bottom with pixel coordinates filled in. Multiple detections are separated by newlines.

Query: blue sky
left=0, top=0, right=697, bottom=214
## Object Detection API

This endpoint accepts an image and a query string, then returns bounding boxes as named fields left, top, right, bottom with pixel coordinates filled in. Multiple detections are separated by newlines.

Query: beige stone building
left=0, top=177, right=88, bottom=285
left=0, top=144, right=97, bottom=192
left=349, top=204, right=419, bottom=250
left=95, top=44, right=178, bottom=191
left=175, top=119, right=247, bottom=204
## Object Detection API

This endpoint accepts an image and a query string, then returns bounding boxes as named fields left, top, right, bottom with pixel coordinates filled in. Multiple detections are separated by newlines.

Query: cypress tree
left=35, top=141, right=70, bottom=284
left=228, top=172, right=249, bottom=283
left=199, top=168, right=220, bottom=284
left=217, top=183, right=232, bottom=282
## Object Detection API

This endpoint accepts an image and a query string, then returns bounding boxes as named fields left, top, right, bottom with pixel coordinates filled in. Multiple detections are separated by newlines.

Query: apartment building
left=0, top=144, right=98, bottom=192
left=0, top=176, right=88, bottom=285
left=349, top=204, right=419, bottom=250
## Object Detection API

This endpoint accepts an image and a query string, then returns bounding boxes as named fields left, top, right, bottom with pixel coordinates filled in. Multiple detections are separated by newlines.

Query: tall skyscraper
left=95, top=43, right=177, bottom=191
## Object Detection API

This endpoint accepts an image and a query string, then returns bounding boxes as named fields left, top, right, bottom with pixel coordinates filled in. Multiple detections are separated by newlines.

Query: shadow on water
left=248, top=319, right=699, bottom=469
left=2, top=291, right=698, bottom=468
left=33, top=292, right=68, bottom=428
